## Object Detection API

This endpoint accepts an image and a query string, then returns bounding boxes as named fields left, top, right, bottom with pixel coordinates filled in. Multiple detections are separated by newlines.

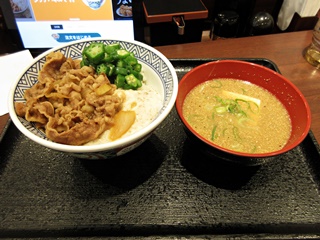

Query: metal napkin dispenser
left=173, top=16, right=185, bottom=35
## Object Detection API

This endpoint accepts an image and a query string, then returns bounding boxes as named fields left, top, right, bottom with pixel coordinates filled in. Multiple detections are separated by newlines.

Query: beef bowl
left=8, top=38, right=178, bottom=159
left=176, top=60, right=311, bottom=166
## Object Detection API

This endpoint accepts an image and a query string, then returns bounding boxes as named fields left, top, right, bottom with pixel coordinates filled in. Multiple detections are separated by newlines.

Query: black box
left=143, top=0, right=208, bottom=46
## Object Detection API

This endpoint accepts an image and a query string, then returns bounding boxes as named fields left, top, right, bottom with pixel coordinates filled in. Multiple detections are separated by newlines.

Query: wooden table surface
left=1, top=30, right=319, bottom=144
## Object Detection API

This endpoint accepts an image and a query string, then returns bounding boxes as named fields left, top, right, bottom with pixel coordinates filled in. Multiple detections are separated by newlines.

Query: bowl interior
left=176, top=60, right=311, bottom=157
left=9, top=38, right=178, bottom=153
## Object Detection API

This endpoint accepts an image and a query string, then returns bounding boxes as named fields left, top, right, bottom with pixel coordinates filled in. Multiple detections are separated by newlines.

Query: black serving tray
left=1, top=59, right=320, bottom=239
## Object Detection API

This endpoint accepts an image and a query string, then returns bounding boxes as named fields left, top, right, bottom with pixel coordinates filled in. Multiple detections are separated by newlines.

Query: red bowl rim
left=176, top=60, right=312, bottom=158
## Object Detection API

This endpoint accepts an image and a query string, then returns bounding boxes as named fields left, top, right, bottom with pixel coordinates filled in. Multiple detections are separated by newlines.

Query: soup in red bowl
left=176, top=60, right=311, bottom=165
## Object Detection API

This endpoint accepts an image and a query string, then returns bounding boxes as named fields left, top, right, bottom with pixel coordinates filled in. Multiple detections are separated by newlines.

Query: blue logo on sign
left=52, top=33, right=101, bottom=42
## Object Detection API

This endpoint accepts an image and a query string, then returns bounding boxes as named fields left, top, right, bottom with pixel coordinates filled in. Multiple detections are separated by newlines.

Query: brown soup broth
left=182, top=78, right=292, bottom=153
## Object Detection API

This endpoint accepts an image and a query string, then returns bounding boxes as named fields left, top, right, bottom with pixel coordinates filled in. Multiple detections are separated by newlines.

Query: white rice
left=85, top=84, right=163, bottom=145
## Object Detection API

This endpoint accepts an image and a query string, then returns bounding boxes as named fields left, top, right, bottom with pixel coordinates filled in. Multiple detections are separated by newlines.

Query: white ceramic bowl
left=8, top=38, right=178, bottom=159
left=12, top=0, right=29, bottom=13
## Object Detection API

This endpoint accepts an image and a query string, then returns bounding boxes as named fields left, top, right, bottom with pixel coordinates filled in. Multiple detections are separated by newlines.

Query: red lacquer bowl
left=176, top=60, right=311, bottom=165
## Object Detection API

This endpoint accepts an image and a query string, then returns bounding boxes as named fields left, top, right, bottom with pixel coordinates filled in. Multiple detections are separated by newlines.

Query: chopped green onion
left=235, top=98, right=250, bottom=108
left=248, top=101, right=260, bottom=113
left=211, top=125, right=217, bottom=140
left=215, top=106, right=227, bottom=113
left=215, top=96, right=223, bottom=103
